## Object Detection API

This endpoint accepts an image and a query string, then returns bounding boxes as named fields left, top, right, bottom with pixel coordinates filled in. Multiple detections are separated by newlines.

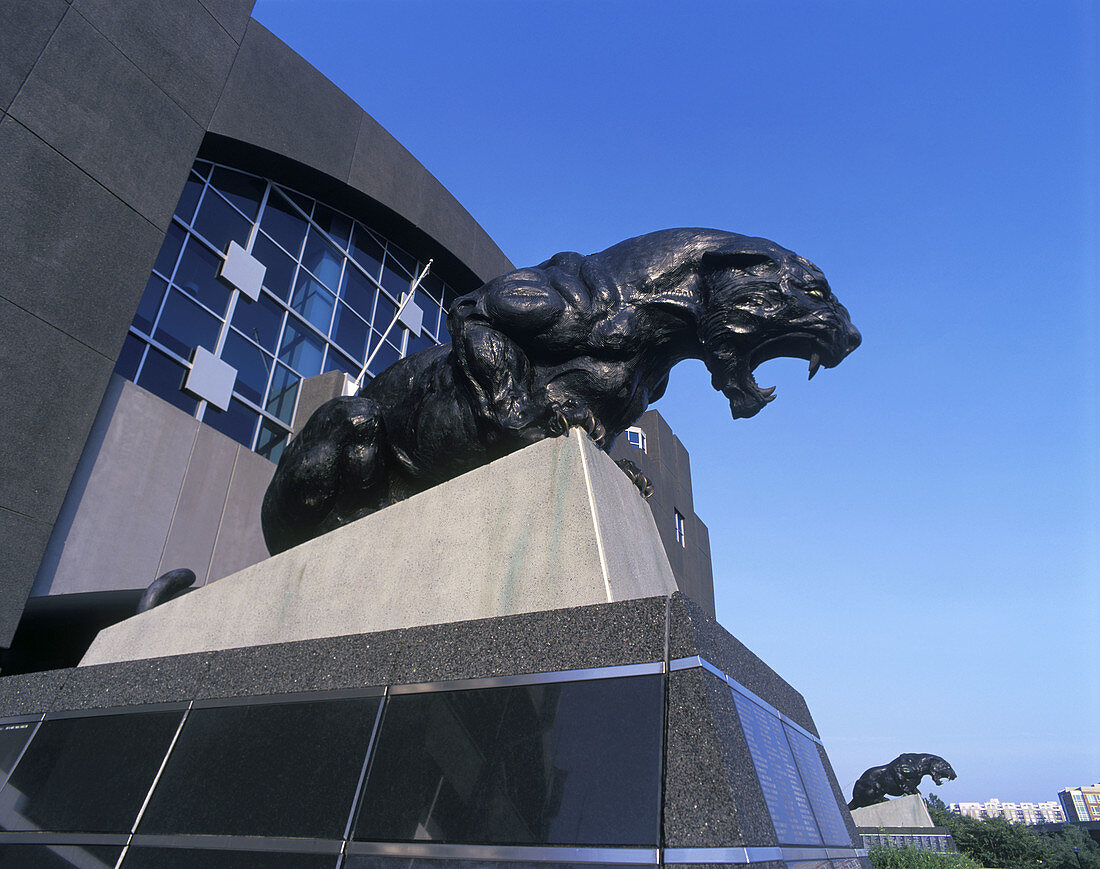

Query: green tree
left=924, top=794, right=1100, bottom=869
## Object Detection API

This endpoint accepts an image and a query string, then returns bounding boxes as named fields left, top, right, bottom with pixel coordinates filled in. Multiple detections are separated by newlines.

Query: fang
left=808, top=353, right=821, bottom=380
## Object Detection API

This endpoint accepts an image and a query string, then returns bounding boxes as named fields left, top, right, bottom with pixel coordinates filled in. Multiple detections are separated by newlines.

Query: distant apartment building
left=1059, top=785, right=1100, bottom=823
left=951, top=799, right=1066, bottom=825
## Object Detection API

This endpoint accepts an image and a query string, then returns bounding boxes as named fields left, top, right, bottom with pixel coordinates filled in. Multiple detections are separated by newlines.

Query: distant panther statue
left=262, top=228, right=861, bottom=554
left=848, top=754, right=957, bottom=810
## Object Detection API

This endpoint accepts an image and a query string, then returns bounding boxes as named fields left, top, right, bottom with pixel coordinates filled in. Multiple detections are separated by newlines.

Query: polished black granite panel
left=0, top=719, right=37, bottom=783
left=0, top=709, right=183, bottom=833
left=121, top=847, right=339, bottom=868
left=355, top=675, right=663, bottom=846
left=731, top=690, right=819, bottom=847
left=139, top=696, right=380, bottom=838
left=785, top=725, right=850, bottom=847
left=0, top=842, right=123, bottom=868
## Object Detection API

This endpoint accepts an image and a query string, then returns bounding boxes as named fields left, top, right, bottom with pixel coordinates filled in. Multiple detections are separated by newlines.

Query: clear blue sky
left=252, top=0, right=1098, bottom=804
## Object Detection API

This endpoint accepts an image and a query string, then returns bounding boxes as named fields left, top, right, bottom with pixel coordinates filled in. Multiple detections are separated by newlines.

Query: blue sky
left=252, top=0, right=1098, bottom=803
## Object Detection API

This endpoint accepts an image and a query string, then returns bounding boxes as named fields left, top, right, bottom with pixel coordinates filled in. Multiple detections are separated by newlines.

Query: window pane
left=353, top=675, right=664, bottom=846
left=174, top=236, right=231, bottom=316
left=210, top=166, right=264, bottom=220
left=302, top=226, right=344, bottom=290
left=153, top=222, right=186, bottom=278
left=314, top=203, right=351, bottom=249
left=138, top=697, right=380, bottom=838
left=349, top=225, right=383, bottom=280
left=333, top=303, right=368, bottom=361
left=380, top=253, right=414, bottom=299
left=253, top=233, right=297, bottom=303
left=419, top=272, right=445, bottom=304
left=136, top=347, right=197, bottom=414
left=261, top=189, right=308, bottom=258
left=413, top=286, right=441, bottom=338
left=279, top=317, right=324, bottom=377
left=231, top=290, right=283, bottom=353
left=193, top=188, right=251, bottom=253
left=341, top=267, right=377, bottom=321
left=405, top=327, right=435, bottom=357
left=324, top=348, right=357, bottom=380
left=173, top=172, right=205, bottom=224
left=133, top=274, right=168, bottom=335
left=256, top=418, right=289, bottom=464
left=221, top=330, right=272, bottom=405
left=266, top=363, right=300, bottom=425
left=203, top=397, right=258, bottom=449
left=373, top=292, right=396, bottom=332
left=153, top=288, right=221, bottom=359
left=366, top=337, right=400, bottom=376
left=0, top=709, right=183, bottom=833
left=291, top=271, right=336, bottom=333
left=114, top=334, right=145, bottom=381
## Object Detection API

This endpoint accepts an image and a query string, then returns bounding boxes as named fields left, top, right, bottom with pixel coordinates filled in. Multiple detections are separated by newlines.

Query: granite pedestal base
left=0, top=593, right=867, bottom=869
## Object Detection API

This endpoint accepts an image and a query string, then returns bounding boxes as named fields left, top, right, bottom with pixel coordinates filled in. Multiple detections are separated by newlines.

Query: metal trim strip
left=0, top=713, right=44, bottom=726
left=664, top=846, right=786, bottom=864
left=191, top=686, right=386, bottom=709
left=390, top=661, right=665, bottom=695
left=44, top=701, right=190, bottom=720
left=346, top=841, right=659, bottom=863
left=0, top=832, right=129, bottom=846
left=127, top=834, right=343, bottom=854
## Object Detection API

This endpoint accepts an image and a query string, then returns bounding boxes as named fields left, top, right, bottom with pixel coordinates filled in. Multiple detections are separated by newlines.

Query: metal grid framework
left=114, top=159, right=460, bottom=463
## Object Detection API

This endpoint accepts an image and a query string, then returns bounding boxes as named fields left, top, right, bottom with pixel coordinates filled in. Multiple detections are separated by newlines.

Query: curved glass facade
left=115, top=160, right=460, bottom=463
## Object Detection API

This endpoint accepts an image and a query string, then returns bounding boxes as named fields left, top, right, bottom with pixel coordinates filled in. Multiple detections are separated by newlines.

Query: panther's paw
left=616, top=459, right=654, bottom=499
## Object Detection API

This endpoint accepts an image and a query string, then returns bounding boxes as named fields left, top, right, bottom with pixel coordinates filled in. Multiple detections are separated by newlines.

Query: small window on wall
left=674, top=510, right=686, bottom=547
left=625, top=426, right=646, bottom=453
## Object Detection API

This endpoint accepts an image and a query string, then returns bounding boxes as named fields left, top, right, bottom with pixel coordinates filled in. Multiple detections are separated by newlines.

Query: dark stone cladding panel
left=0, top=669, right=67, bottom=719
left=0, top=117, right=167, bottom=359
left=664, top=667, right=777, bottom=849
left=49, top=653, right=212, bottom=710
left=0, top=294, right=115, bottom=525
left=195, top=630, right=408, bottom=700
left=207, top=19, right=513, bottom=287
left=0, top=0, right=68, bottom=114
left=72, top=0, right=243, bottom=127
left=207, top=20, right=361, bottom=187
left=6, top=9, right=205, bottom=231
left=199, top=0, right=255, bottom=42
left=0, top=510, right=53, bottom=657
left=668, top=593, right=818, bottom=736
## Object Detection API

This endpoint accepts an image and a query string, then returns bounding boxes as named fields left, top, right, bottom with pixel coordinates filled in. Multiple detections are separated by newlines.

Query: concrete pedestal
left=82, top=430, right=677, bottom=664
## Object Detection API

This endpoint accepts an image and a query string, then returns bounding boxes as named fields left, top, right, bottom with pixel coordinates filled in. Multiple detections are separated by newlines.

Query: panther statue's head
left=693, top=235, right=861, bottom=419
left=925, top=755, right=958, bottom=786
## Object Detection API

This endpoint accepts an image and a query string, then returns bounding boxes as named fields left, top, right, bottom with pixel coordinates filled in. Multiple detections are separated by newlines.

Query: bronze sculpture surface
left=848, top=754, right=957, bottom=810
left=262, top=228, right=860, bottom=554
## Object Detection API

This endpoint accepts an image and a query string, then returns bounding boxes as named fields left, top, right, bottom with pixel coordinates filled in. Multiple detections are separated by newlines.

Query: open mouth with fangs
left=716, top=332, right=842, bottom=419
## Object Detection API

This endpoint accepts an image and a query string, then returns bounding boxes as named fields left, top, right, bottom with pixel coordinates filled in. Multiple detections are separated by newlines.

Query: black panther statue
left=848, top=754, right=957, bottom=810
left=262, top=228, right=861, bottom=554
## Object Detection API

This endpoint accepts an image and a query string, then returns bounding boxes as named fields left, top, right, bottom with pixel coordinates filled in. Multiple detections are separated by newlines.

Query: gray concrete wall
left=0, top=0, right=513, bottom=643
left=32, top=377, right=273, bottom=598
left=610, top=410, right=716, bottom=615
